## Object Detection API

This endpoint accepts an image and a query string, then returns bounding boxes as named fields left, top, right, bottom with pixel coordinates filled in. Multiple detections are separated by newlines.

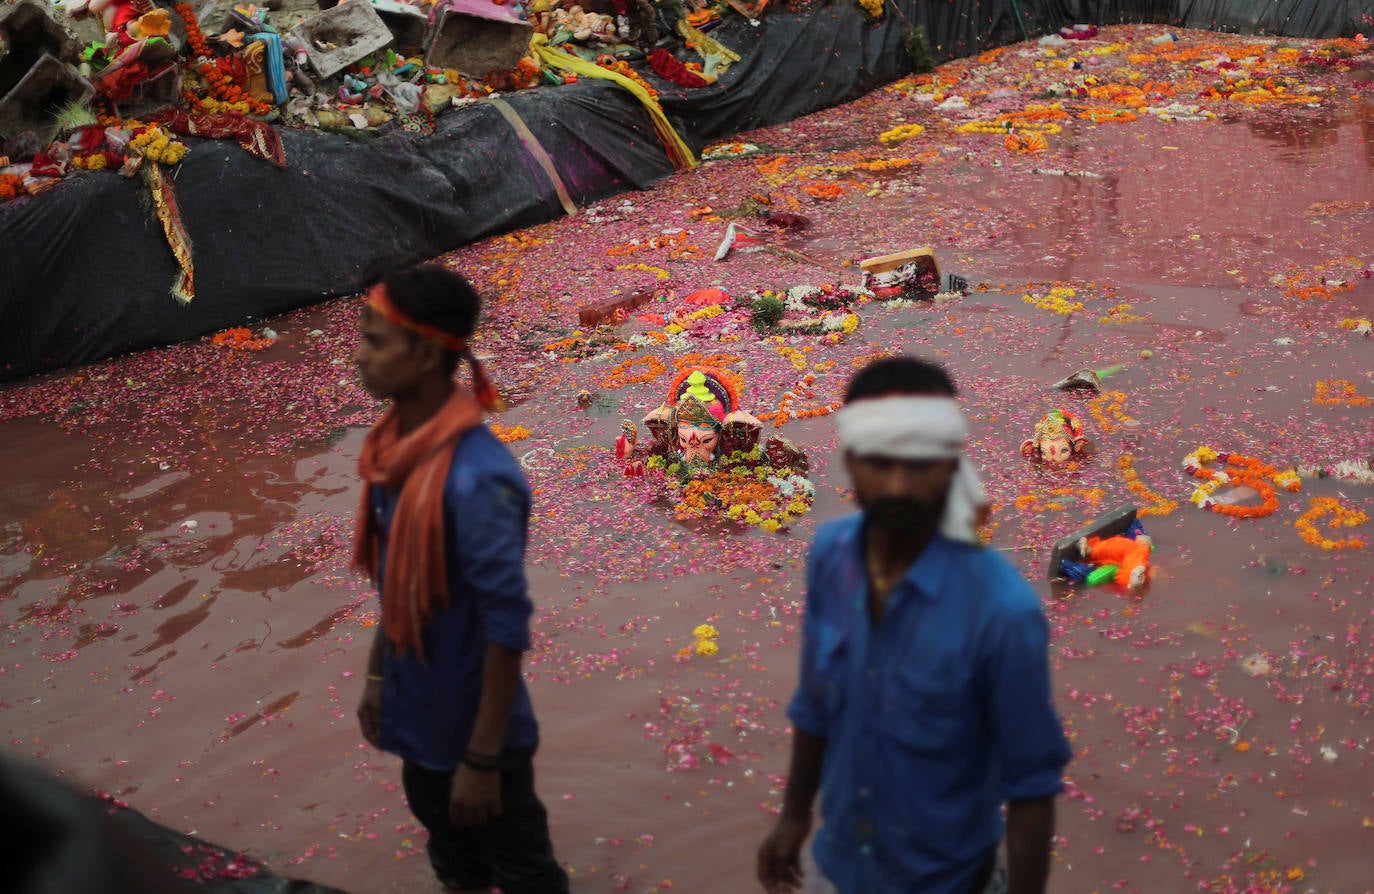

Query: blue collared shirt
left=371, top=424, right=539, bottom=770
left=788, top=515, right=1072, bottom=894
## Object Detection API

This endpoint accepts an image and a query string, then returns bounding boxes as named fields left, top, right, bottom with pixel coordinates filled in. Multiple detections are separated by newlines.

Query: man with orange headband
left=758, top=356, right=1071, bottom=894
left=352, top=265, right=569, bottom=893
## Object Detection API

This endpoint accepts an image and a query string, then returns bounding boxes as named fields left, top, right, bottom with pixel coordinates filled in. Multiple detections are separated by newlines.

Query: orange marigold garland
left=1118, top=454, right=1178, bottom=516
left=1313, top=378, right=1372, bottom=407
left=757, top=373, right=841, bottom=428
left=602, top=355, right=668, bottom=389
left=1182, top=446, right=1301, bottom=518
left=210, top=327, right=274, bottom=351
left=0, top=173, right=27, bottom=203
left=174, top=2, right=272, bottom=116
left=1294, top=497, right=1369, bottom=551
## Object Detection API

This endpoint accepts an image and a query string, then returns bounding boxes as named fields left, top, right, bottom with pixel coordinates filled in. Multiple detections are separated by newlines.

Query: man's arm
left=466, top=642, right=522, bottom=757
left=356, top=625, right=385, bottom=748
left=447, top=467, right=534, bottom=828
left=757, top=730, right=826, bottom=892
left=1005, top=797, right=1055, bottom=894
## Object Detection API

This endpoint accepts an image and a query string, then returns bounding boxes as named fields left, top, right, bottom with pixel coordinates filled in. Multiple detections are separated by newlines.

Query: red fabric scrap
left=648, top=49, right=711, bottom=89
left=152, top=109, right=286, bottom=168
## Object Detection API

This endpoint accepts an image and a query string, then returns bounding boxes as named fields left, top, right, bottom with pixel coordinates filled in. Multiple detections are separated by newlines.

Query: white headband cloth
left=835, top=395, right=988, bottom=544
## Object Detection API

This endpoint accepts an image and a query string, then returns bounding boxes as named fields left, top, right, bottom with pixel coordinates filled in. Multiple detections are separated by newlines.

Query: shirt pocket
left=883, top=667, right=968, bottom=755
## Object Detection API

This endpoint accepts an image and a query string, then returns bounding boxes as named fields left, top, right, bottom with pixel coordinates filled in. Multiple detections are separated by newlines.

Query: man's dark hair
left=844, top=355, right=957, bottom=403
left=382, top=265, right=483, bottom=374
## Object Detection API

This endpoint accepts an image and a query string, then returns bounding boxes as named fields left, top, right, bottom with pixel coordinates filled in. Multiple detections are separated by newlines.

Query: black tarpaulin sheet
left=0, top=84, right=675, bottom=382
left=3, top=0, right=1372, bottom=382
left=2, top=757, right=349, bottom=894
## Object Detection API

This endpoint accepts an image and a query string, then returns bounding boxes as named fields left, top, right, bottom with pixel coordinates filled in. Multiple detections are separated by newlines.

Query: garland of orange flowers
left=1313, top=379, right=1372, bottom=407
left=1117, top=454, right=1178, bottom=516
left=672, top=351, right=741, bottom=370
left=1182, top=446, right=1301, bottom=518
left=174, top=2, right=272, bottom=116
left=0, top=173, right=27, bottom=202
left=802, top=182, right=845, bottom=200
left=490, top=423, right=531, bottom=443
left=1005, top=131, right=1049, bottom=153
left=601, top=354, right=668, bottom=389
left=1090, top=389, right=1129, bottom=433
left=210, top=327, right=274, bottom=350
left=757, top=373, right=841, bottom=427
left=1013, top=487, right=1106, bottom=513
left=1294, top=497, right=1369, bottom=550
left=597, top=57, right=656, bottom=99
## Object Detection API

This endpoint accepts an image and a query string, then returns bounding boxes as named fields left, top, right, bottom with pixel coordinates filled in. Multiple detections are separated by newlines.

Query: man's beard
left=864, top=495, right=945, bottom=532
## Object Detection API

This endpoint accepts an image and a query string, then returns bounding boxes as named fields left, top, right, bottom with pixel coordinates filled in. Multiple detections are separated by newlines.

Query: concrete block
left=371, top=0, right=428, bottom=53
left=0, top=0, right=82, bottom=97
left=425, top=0, right=532, bottom=79
left=291, top=0, right=393, bottom=80
left=0, top=52, right=94, bottom=143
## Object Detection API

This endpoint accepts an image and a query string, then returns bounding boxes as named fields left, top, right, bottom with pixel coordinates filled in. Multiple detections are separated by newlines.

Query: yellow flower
left=760, top=518, right=782, bottom=532
left=694, top=639, right=719, bottom=656
left=693, top=624, right=718, bottom=640
left=744, top=510, right=762, bottom=525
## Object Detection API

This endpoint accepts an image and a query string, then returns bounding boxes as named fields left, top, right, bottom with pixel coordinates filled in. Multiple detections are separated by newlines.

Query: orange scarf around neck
left=354, top=388, right=484, bottom=657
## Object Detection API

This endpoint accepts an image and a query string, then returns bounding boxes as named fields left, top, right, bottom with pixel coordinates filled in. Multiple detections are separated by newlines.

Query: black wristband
left=465, top=748, right=500, bottom=762
left=462, top=756, right=500, bottom=773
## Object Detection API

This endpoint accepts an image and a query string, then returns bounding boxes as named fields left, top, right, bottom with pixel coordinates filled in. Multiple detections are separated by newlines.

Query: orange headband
left=365, top=283, right=505, bottom=412
left=366, top=283, right=468, bottom=353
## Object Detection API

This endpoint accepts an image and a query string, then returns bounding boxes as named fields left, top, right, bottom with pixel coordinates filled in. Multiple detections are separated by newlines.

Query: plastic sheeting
left=3, top=0, right=1372, bottom=381
left=1, top=756, right=348, bottom=894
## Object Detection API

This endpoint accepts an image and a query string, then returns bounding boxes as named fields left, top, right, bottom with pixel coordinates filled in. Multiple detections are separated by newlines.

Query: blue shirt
left=371, top=424, right=539, bottom=770
left=788, top=515, right=1072, bottom=894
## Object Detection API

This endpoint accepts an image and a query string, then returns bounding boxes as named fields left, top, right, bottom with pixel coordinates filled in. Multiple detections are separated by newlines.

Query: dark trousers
left=401, top=749, right=569, bottom=894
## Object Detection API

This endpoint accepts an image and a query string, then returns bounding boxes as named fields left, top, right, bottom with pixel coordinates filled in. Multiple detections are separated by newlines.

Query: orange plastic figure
left=1077, top=534, right=1152, bottom=589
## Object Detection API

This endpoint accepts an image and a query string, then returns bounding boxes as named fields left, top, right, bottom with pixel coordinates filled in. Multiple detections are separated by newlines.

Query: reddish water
left=3, top=27, right=1373, bottom=894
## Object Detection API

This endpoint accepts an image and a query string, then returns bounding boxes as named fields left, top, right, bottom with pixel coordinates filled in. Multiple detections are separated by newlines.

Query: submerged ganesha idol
left=1022, top=408, right=1092, bottom=464
left=614, top=366, right=811, bottom=529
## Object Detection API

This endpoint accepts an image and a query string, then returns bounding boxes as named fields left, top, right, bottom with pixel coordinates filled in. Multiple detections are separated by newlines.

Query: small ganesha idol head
left=1021, top=409, right=1091, bottom=464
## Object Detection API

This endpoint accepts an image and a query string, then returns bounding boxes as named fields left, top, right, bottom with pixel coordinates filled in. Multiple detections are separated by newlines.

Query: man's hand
left=757, top=813, right=811, bottom=893
left=356, top=679, right=382, bottom=748
left=449, top=765, right=502, bottom=828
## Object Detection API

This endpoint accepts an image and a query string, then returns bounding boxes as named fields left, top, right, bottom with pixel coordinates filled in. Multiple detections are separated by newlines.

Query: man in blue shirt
left=758, top=356, right=1072, bottom=894
left=352, top=265, right=568, bottom=894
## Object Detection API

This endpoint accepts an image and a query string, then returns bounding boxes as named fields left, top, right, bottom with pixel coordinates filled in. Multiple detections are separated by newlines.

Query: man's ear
left=412, top=338, right=445, bottom=374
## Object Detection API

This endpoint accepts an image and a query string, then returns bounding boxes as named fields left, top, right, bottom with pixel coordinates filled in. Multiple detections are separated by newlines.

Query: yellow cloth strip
left=530, top=35, right=696, bottom=170
left=487, top=97, right=579, bottom=217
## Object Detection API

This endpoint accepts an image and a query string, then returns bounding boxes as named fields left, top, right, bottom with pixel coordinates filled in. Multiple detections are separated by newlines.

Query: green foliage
left=902, top=24, right=937, bottom=74
left=750, top=294, right=784, bottom=332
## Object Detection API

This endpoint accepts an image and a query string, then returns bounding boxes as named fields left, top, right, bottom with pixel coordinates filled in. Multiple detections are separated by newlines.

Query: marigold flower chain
left=1294, top=496, right=1368, bottom=551
left=1182, top=447, right=1300, bottom=518
left=1312, top=378, right=1372, bottom=406
left=1117, top=454, right=1178, bottom=516
left=1089, top=390, right=1129, bottom=434
left=490, top=424, right=531, bottom=443
left=601, top=355, right=668, bottom=389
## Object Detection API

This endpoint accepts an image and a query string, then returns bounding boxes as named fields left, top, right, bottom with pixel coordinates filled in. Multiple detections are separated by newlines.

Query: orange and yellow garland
left=1182, top=446, right=1301, bottom=518
left=1294, top=497, right=1368, bottom=551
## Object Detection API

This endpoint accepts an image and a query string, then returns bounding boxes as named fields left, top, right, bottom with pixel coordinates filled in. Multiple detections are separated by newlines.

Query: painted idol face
left=676, top=422, right=720, bottom=464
